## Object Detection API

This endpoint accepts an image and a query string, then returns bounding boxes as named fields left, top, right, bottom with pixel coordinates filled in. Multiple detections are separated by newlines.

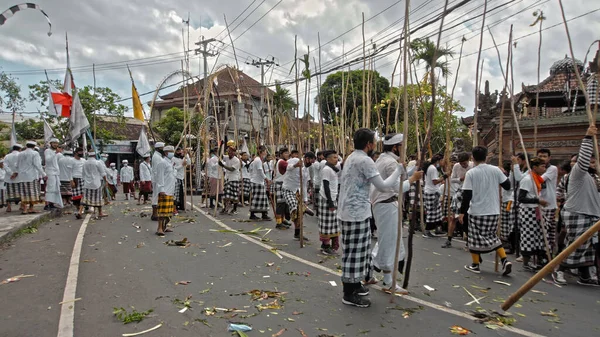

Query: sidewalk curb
left=0, top=211, right=60, bottom=244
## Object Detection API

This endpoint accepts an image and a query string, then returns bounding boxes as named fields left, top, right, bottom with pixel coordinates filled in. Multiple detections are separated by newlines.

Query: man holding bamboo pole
left=459, top=146, right=513, bottom=276
left=553, top=125, right=600, bottom=286
left=338, top=128, right=405, bottom=308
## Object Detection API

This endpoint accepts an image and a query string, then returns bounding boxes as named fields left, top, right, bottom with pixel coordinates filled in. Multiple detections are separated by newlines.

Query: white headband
left=383, top=133, right=404, bottom=145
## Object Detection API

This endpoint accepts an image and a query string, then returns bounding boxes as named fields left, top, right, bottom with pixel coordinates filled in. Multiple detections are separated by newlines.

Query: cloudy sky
left=1, top=0, right=599, bottom=122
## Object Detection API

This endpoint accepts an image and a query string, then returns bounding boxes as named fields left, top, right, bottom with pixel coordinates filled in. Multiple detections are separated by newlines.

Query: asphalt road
left=1, top=196, right=599, bottom=337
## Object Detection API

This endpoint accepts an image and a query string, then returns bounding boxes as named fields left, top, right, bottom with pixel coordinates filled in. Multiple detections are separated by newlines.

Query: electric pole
left=246, top=57, right=279, bottom=141
left=195, top=36, right=219, bottom=114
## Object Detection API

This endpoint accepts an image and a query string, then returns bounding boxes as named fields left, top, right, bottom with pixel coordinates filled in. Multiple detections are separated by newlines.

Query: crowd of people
left=1, top=125, right=598, bottom=309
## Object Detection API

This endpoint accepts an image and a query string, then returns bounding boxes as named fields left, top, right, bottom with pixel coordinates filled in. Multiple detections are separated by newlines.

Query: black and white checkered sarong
left=72, top=178, right=83, bottom=199
left=283, top=188, right=298, bottom=214
left=275, top=181, right=284, bottom=204
left=318, top=195, right=339, bottom=237
left=518, top=207, right=544, bottom=256
left=60, top=180, right=72, bottom=196
left=450, top=189, right=463, bottom=215
left=441, top=194, right=450, bottom=218
left=500, top=201, right=515, bottom=241
left=340, top=218, right=372, bottom=284
left=542, top=208, right=557, bottom=250
left=6, top=182, right=20, bottom=201
left=242, top=178, right=251, bottom=198
left=0, top=189, right=6, bottom=206
left=82, top=187, right=103, bottom=207
left=224, top=180, right=240, bottom=201
left=467, top=214, right=502, bottom=253
left=174, top=178, right=183, bottom=205
left=19, top=181, right=41, bottom=203
left=424, top=192, right=442, bottom=223
left=560, top=209, right=599, bottom=268
left=250, top=182, right=269, bottom=212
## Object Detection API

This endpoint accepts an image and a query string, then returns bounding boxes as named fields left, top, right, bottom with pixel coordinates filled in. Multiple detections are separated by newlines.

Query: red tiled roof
left=522, top=72, right=589, bottom=94
left=159, top=66, right=273, bottom=101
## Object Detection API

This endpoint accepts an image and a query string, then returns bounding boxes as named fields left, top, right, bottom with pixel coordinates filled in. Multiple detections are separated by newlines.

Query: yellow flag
left=132, top=84, right=145, bottom=121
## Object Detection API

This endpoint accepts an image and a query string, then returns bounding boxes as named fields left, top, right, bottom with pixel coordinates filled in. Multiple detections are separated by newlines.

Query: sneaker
left=441, top=240, right=452, bottom=248
left=229, top=210, right=238, bottom=215
left=321, top=248, right=337, bottom=256
left=515, top=256, right=523, bottom=262
left=356, top=284, right=370, bottom=296
left=577, top=278, right=599, bottom=287
left=523, top=262, right=540, bottom=272
left=382, top=283, right=409, bottom=295
left=293, top=233, right=309, bottom=241
left=261, top=215, right=273, bottom=221
left=219, top=209, right=228, bottom=215
left=282, top=220, right=293, bottom=227
left=434, top=228, right=447, bottom=236
left=501, top=260, right=513, bottom=276
left=422, top=231, right=436, bottom=238
left=552, top=271, right=567, bottom=286
left=362, top=277, right=378, bottom=285
left=275, top=224, right=288, bottom=230
left=342, top=293, right=371, bottom=308
left=304, top=207, right=315, bottom=216
left=249, top=215, right=260, bottom=220
left=464, top=264, right=481, bottom=274
left=371, top=231, right=378, bottom=240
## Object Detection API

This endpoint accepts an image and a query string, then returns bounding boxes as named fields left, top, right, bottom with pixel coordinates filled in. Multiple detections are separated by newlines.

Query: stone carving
left=523, top=140, right=583, bottom=148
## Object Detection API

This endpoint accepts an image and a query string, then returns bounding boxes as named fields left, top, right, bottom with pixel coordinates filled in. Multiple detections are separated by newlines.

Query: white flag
left=136, top=127, right=151, bottom=156
left=69, top=88, right=90, bottom=141
left=43, top=119, right=55, bottom=144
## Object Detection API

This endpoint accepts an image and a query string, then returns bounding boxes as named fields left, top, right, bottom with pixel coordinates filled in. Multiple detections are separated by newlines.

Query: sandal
left=28, top=210, right=41, bottom=214
left=165, top=228, right=173, bottom=233
left=155, top=232, right=165, bottom=236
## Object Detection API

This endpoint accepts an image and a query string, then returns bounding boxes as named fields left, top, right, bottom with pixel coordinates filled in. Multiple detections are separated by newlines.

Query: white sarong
left=45, top=175, right=64, bottom=208
left=371, top=201, right=405, bottom=271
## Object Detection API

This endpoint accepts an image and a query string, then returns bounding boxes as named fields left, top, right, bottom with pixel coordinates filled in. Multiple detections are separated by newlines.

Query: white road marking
left=190, top=203, right=545, bottom=337
left=57, top=214, right=92, bottom=337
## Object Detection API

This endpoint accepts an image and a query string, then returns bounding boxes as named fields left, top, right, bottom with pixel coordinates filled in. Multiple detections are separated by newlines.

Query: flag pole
left=93, top=63, right=97, bottom=144
left=127, top=65, right=158, bottom=143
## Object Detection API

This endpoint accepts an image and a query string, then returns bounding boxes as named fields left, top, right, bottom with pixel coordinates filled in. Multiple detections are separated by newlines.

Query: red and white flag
left=47, top=80, right=72, bottom=117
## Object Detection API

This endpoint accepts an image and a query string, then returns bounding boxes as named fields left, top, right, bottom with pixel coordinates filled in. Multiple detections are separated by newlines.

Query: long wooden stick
left=502, top=219, right=600, bottom=311
left=361, top=13, right=367, bottom=128
left=392, top=0, right=411, bottom=298
left=533, top=10, right=544, bottom=153
left=472, top=0, right=488, bottom=147
left=293, top=36, right=305, bottom=248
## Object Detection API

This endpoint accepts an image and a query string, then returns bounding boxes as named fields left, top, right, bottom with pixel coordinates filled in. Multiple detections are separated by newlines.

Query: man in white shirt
left=58, top=150, right=75, bottom=207
left=249, top=146, right=271, bottom=221
left=82, top=151, right=108, bottom=218
left=318, top=150, right=340, bottom=255
left=337, top=129, right=405, bottom=308
left=442, top=152, right=473, bottom=248
left=536, top=148, right=558, bottom=252
left=12, top=141, right=46, bottom=213
left=151, top=142, right=165, bottom=220
left=120, top=159, right=134, bottom=200
left=44, top=138, right=64, bottom=209
left=458, top=146, right=512, bottom=276
left=138, top=154, right=152, bottom=205
left=219, top=146, right=241, bottom=214
left=4, top=144, right=22, bottom=212
left=282, top=151, right=316, bottom=240
left=423, top=153, right=448, bottom=237
left=107, top=163, right=118, bottom=199
left=207, top=149, right=223, bottom=209
left=274, top=148, right=291, bottom=229
left=72, top=147, right=86, bottom=219
left=240, top=152, right=252, bottom=205
left=155, top=145, right=176, bottom=236
left=311, top=152, right=325, bottom=215
left=369, top=133, right=422, bottom=294
left=172, top=147, right=190, bottom=212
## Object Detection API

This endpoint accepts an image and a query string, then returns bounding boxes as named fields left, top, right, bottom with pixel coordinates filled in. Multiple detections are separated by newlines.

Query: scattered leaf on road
left=121, top=323, right=162, bottom=336
left=450, top=325, right=472, bottom=335
left=493, top=281, right=511, bottom=286
left=1, top=274, right=35, bottom=285
left=271, top=328, right=286, bottom=337
left=176, top=281, right=191, bottom=285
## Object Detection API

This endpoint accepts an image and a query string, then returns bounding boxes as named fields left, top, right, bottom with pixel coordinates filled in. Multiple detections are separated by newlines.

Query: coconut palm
left=410, top=37, right=455, bottom=80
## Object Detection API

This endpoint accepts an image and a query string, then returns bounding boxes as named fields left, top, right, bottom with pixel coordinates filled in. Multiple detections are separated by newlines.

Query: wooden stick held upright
left=472, top=0, right=488, bottom=147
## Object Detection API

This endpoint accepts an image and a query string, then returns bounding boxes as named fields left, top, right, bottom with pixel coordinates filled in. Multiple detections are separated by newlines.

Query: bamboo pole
left=361, top=13, right=367, bottom=128
left=502, top=219, right=600, bottom=311
left=488, top=26, right=511, bottom=272
left=472, top=0, right=488, bottom=147
left=293, top=36, right=306, bottom=248
left=392, top=0, right=411, bottom=299
left=533, top=10, right=544, bottom=153
left=317, top=32, right=325, bottom=150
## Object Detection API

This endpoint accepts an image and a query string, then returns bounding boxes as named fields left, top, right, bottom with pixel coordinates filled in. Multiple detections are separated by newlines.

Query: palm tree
left=272, top=81, right=296, bottom=144
left=410, top=37, right=454, bottom=158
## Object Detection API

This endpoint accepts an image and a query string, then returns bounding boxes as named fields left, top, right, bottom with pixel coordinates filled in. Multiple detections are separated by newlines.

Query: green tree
left=14, top=119, right=44, bottom=140
left=0, top=70, right=25, bottom=113
left=154, top=107, right=203, bottom=146
left=385, top=83, right=468, bottom=156
left=317, top=70, right=390, bottom=128
left=272, top=82, right=296, bottom=141
left=28, top=80, right=128, bottom=143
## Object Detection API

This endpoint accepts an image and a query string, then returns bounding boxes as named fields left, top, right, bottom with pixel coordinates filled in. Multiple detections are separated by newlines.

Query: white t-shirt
left=223, top=156, right=241, bottom=182
left=274, top=159, right=286, bottom=182
left=312, top=160, right=324, bottom=188
left=207, top=156, right=221, bottom=179
left=462, top=163, right=508, bottom=216
left=241, top=160, right=251, bottom=179
left=250, top=157, right=265, bottom=185
left=337, top=150, right=381, bottom=221
left=540, top=165, right=558, bottom=209
left=282, top=158, right=301, bottom=192
left=518, top=174, right=539, bottom=209
left=424, top=164, right=440, bottom=194
left=320, top=164, right=338, bottom=201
